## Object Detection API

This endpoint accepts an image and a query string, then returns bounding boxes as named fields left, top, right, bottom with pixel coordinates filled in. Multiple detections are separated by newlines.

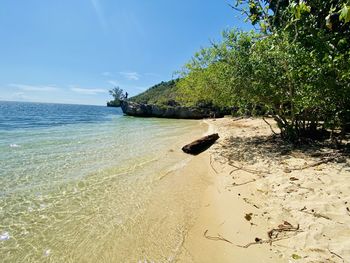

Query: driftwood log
left=182, top=133, right=219, bottom=155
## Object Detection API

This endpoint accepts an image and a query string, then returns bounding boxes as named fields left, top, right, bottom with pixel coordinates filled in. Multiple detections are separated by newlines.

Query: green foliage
left=109, top=87, right=125, bottom=100
left=130, top=80, right=179, bottom=105
left=177, top=29, right=255, bottom=110
left=340, top=3, right=350, bottom=24
left=177, top=0, right=350, bottom=142
left=107, top=86, right=127, bottom=107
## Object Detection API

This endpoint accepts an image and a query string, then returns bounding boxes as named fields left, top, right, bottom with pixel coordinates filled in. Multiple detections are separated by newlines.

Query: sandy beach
left=178, top=117, right=350, bottom=263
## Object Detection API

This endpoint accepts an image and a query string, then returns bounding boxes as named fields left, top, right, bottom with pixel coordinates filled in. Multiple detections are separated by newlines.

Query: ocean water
left=0, top=101, right=208, bottom=262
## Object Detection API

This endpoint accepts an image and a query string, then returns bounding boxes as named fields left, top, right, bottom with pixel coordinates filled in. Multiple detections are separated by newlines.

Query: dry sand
left=177, top=117, right=350, bottom=263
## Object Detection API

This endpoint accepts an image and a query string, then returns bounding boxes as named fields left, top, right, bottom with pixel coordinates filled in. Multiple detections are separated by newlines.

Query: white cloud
left=119, top=71, right=141, bottom=81
left=71, top=87, right=107, bottom=95
left=9, top=84, right=59, bottom=92
left=90, top=0, right=107, bottom=31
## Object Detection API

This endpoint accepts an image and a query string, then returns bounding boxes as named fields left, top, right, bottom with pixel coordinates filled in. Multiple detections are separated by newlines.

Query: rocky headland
left=120, top=100, right=226, bottom=119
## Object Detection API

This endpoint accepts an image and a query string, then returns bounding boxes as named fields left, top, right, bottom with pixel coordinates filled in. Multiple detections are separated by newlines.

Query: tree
left=176, top=1, right=350, bottom=142
left=107, top=87, right=126, bottom=107
left=109, top=86, right=125, bottom=100
left=231, top=0, right=350, bottom=138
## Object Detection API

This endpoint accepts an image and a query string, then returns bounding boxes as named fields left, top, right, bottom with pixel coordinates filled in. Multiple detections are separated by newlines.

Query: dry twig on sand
left=267, top=221, right=300, bottom=239
left=232, top=117, right=244, bottom=122
left=203, top=230, right=233, bottom=244
left=237, top=221, right=302, bottom=248
left=291, top=154, right=340, bottom=171
left=300, top=209, right=346, bottom=225
left=300, top=210, right=332, bottom=221
left=204, top=222, right=302, bottom=249
left=229, top=179, right=257, bottom=187
left=328, top=249, right=345, bottom=262
left=229, top=163, right=270, bottom=175
left=236, top=236, right=292, bottom=248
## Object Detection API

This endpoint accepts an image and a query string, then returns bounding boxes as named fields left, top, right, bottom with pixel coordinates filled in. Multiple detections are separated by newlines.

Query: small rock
left=44, top=249, right=51, bottom=257
left=0, top=232, right=10, bottom=241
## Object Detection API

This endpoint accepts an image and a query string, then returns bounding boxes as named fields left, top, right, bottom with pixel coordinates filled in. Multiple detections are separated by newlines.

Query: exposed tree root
left=263, top=116, right=278, bottom=136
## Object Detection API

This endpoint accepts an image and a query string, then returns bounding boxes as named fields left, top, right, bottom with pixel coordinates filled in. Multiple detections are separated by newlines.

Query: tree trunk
left=182, top=133, right=220, bottom=155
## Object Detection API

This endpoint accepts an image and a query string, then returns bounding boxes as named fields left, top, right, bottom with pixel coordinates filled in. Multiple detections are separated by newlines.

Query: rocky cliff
left=120, top=100, right=225, bottom=119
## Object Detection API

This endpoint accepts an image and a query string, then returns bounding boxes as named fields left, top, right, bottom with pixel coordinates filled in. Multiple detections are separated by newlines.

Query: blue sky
left=0, top=0, right=251, bottom=105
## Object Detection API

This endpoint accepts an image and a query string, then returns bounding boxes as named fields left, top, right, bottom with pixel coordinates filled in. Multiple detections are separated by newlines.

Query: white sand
left=178, top=117, right=350, bottom=262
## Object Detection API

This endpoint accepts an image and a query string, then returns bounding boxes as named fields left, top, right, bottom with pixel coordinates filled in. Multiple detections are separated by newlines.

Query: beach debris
left=243, top=198, right=261, bottom=208
left=289, top=177, right=299, bottom=181
left=231, top=179, right=257, bottom=187
left=202, top=222, right=301, bottom=249
left=229, top=162, right=270, bottom=175
left=328, top=249, right=345, bottom=262
left=203, top=229, right=233, bottom=244
left=0, top=232, right=10, bottom=241
left=232, top=116, right=244, bottom=122
left=300, top=210, right=332, bottom=221
left=289, top=153, right=341, bottom=171
left=182, top=133, right=219, bottom=155
left=255, top=237, right=262, bottom=242
left=268, top=221, right=300, bottom=240
left=291, top=254, right=302, bottom=260
left=236, top=221, right=302, bottom=248
left=244, top=213, right=253, bottom=221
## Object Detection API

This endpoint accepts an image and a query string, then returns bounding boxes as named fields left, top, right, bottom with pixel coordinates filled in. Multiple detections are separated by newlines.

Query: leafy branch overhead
left=176, top=0, right=350, bottom=142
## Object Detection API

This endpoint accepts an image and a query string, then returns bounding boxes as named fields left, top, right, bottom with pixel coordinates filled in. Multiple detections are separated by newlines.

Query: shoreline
left=177, top=117, right=350, bottom=262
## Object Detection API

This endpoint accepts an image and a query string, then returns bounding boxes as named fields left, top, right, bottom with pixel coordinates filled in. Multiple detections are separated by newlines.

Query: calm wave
left=0, top=101, right=207, bottom=262
left=0, top=101, right=120, bottom=130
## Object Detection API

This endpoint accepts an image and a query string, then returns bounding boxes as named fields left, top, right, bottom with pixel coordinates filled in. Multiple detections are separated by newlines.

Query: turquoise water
left=0, top=101, right=207, bottom=262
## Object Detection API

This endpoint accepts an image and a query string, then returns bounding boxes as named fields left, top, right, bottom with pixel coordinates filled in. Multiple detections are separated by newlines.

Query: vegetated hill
left=130, top=79, right=179, bottom=105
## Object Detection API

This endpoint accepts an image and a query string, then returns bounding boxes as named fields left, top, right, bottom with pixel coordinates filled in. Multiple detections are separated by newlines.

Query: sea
left=0, top=101, right=208, bottom=262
